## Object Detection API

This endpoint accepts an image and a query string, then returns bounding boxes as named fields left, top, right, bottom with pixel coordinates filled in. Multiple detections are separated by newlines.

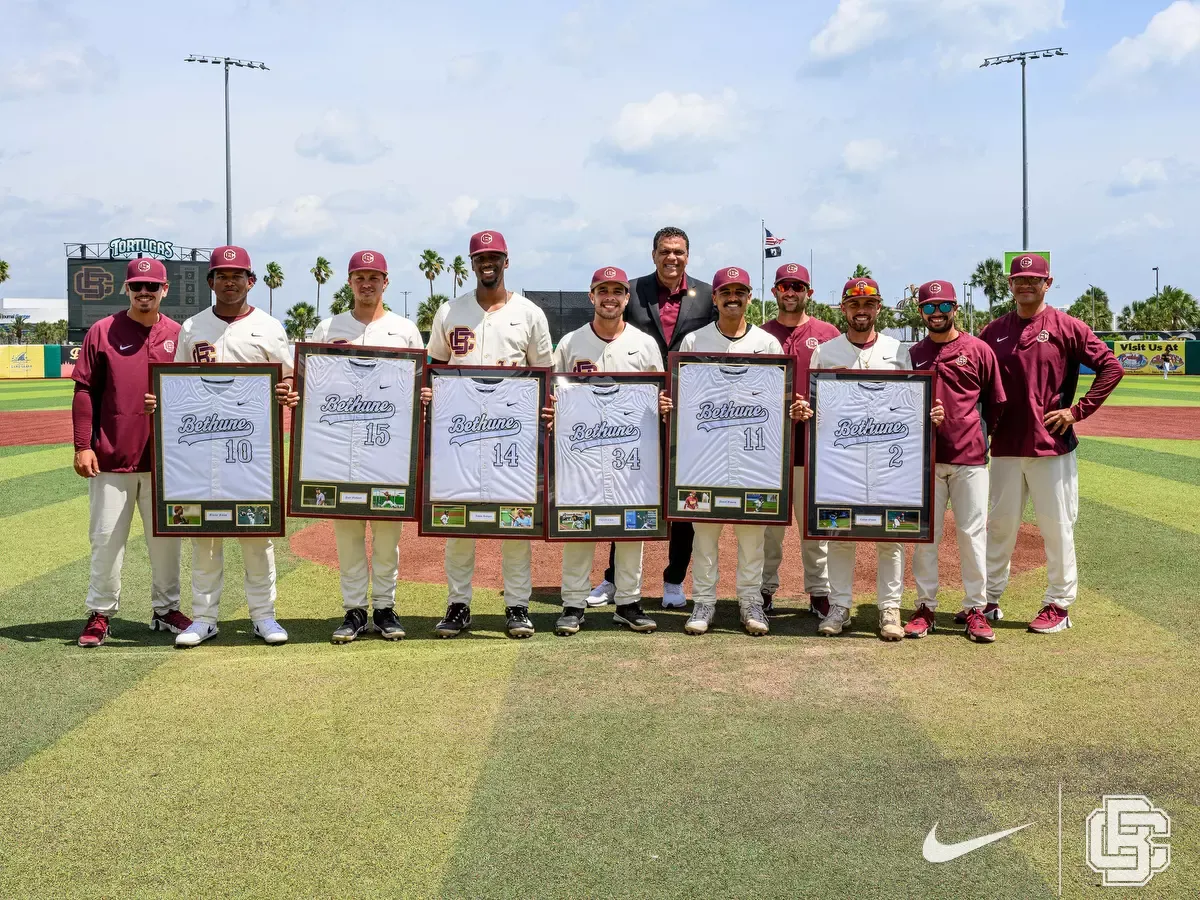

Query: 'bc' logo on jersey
left=449, top=326, right=476, bottom=356
left=572, top=361, right=598, bottom=373
left=192, top=341, right=217, bottom=363
left=73, top=266, right=115, bottom=302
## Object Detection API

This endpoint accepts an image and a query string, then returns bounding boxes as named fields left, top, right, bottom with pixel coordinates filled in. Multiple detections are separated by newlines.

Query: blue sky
left=1, top=0, right=1196, bottom=320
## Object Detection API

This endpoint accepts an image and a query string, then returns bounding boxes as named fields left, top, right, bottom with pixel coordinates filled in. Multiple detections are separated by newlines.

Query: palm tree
left=263, top=262, right=284, bottom=317
left=0, top=259, right=10, bottom=289
left=310, top=257, right=333, bottom=318
left=283, top=302, right=320, bottom=340
left=418, top=249, right=446, bottom=300
left=1153, top=285, right=1200, bottom=330
left=329, top=283, right=354, bottom=316
left=1066, top=288, right=1113, bottom=332
left=417, top=294, right=449, bottom=332
left=450, top=255, right=469, bottom=298
left=8, top=314, right=29, bottom=344
left=850, top=264, right=872, bottom=279
left=969, top=257, right=1009, bottom=315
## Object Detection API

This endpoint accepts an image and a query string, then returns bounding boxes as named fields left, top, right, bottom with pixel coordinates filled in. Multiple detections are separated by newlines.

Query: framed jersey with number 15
left=666, top=353, right=796, bottom=525
left=288, top=344, right=425, bottom=521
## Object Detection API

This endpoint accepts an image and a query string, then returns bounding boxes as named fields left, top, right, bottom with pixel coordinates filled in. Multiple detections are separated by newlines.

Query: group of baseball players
left=71, top=226, right=1123, bottom=649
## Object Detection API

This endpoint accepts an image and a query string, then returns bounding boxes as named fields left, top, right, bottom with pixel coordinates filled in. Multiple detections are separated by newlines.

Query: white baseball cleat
left=587, top=579, right=616, bottom=607
left=661, top=582, right=687, bottom=609
left=175, top=621, right=219, bottom=648
left=252, top=618, right=289, bottom=645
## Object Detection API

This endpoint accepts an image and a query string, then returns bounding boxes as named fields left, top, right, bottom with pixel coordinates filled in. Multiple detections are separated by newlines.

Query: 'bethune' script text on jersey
left=554, top=382, right=661, bottom=506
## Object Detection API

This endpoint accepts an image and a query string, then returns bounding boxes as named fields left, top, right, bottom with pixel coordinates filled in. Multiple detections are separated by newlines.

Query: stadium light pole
left=1153, top=266, right=1159, bottom=298
left=185, top=55, right=270, bottom=246
left=981, top=48, right=1067, bottom=251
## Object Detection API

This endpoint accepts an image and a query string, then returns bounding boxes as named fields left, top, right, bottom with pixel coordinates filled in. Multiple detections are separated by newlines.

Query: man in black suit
left=588, top=226, right=715, bottom=612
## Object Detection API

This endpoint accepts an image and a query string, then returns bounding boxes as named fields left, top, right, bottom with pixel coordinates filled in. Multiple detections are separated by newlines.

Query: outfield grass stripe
left=0, top=466, right=86, bottom=518
left=0, top=396, right=72, bottom=411
left=0, top=442, right=70, bottom=458
left=1077, top=459, right=1200, bottom=534
left=0, top=389, right=75, bottom=403
left=0, top=444, right=73, bottom=481
left=0, top=495, right=93, bottom=592
left=1085, top=435, right=1200, bottom=460
left=1076, top=438, right=1200, bottom=487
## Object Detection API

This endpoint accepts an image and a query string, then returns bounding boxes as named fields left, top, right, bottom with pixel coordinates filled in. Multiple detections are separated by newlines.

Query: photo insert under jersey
left=813, top=379, right=925, bottom=506
left=160, top=373, right=274, bottom=502
left=428, top=374, right=540, bottom=504
left=299, top=354, right=416, bottom=485
left=554, top=380, right=661, bottom=507
left=674, top=362, right=786, bottom=490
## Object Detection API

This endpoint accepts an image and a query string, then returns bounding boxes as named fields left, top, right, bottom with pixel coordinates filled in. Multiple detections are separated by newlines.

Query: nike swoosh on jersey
left=251, top=332, right=265, bottom=337
left=994, top=336, right=1009, bottom=342
left=510, top=321, right=521, bottom=326
left=119, top=344, right=134, bottom=351
left=922, top=822, right=1033, bottom=863
left=914, top=361, right=929, bottom=367
left=627, top=350, right=639, bottom=355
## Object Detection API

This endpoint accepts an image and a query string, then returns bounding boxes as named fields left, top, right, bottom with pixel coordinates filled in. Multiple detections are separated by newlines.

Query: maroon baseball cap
left=349, top=250, right=387, bottom=274
left=1009, top=253, right=1050, bottom=278
left=124, top=258, right=167, bottom=283
left=918, top=280, right=957, bottom=303
left=209, top=245, right=253, bottom=272
left=775, top=263, right=811, bottom=286
left=712, top=266, right=752, bottom=292
left=469, top=230, right=508, bottom=257
left=842, top=277, right=881, bottom=299
left=590, top=266, right=629, bottom=288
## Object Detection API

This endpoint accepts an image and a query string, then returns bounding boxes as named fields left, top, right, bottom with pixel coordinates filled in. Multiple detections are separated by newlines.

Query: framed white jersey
left=288, top=344, right=424, bottom=521
left=548, top=374, right=667, bottom=541
left=804, top=370, right=935, bottom=543
left=420, top=366, right=550, bottom=539
left=666, top=353, right=796, bottom=525
left=150, top=362, right=284, bottom=537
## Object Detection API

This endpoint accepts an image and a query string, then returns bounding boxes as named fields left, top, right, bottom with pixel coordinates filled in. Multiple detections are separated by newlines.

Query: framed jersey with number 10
left=666, top=353, right=796, bottom=525
left=288, top=344, right=425, bottom=521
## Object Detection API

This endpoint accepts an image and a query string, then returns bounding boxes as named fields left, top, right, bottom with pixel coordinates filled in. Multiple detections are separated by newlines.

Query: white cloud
left=591, top=90, right=741, bottom=173
left=812, top=202, right=860, bottom=231
left=295, top=110, right=389, bottom=165
left=450, top=195, right=479, bottom=227
left=446, top=53, right=499, bottom=84
left=243, top=195, right=335, bottom=240
left=1098, top=212, right=1173, bottom=239
left=1110, top=158, right=1169, bottom=196
left=1104, top=1, right=1200, bottom=77
left=811, top=0, right=890, bottom=59
left=843, top=138, right=897, bottom=174
left=0, top=46, right=117, bottom=100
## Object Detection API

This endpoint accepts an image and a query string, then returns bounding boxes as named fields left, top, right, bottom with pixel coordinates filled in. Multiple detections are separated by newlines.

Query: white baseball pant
left=445, top=538, right=532, bottom=608
left=190, top=537, right=278, bottom=624
left=827, top=541, right=904, bottom=611
left=85, top=472, right=181, bottom=615
left=762, top=465, right=830, bottom=597
left=911, top=463, right=989, bottom=610
left=986, top=452, right=1078, bottom=608
left=691, top=523, right=766, bottom=607
left=561, top=542, right=644, bottom=609
left=332, top=519, right=404, bottom=611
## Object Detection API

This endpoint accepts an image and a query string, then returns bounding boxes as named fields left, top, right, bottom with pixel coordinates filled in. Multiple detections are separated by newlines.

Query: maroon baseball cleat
left=151, top=609, right=193, bottom=634
left=904, top=605, right=936, bottom=638
left=1029, top=604, right=1072, bottom=634
left=955, top=602, right=1002, bottom=624
left=78, top=612, right=110, bottom=648
left=809, top=595, right=831, bottom=618
left=964, top=608, right=996, bottom=643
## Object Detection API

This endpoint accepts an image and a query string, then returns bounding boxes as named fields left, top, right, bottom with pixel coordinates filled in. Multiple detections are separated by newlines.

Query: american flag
left=764, top=228, right=785, bottom=247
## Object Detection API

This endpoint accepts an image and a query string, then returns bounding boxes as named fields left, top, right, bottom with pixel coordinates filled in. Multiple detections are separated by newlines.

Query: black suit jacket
left=624, top=273, right=715, bottom=359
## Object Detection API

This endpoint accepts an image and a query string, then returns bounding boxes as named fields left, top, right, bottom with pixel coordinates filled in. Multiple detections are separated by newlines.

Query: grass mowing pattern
left=1076, top=374, right=1200, bottom=406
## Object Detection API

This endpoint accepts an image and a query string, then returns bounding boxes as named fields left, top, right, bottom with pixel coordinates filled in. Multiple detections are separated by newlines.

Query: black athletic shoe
left=372, top=607, right=406, bottom=641
left=506, top=606, right=535, bottom=639
left=614, top=603, right=657, bottom=633
left=554, top=607, right=585, bottom=636
left=332, top=607, right=368, bottom=644
left=435, top=603, right=472, bottom=638
left=761, top=589, right=776, bottom=616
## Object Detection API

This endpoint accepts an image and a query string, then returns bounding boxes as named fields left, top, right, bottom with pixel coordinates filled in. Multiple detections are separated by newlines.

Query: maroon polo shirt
left=656, top=274, right=689, bottom=345
left=979, top=305, right=1123, bottom=457
left=781, top=316, right=841, bottom=465
left=910, top=332, right=1006, bottom=466
left=72, top=310, right=180, bottom=472
left=760, top=318, right=796, bottom=346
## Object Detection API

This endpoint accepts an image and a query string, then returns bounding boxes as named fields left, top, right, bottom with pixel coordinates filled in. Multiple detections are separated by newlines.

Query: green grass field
left=1, top=377, right=1198, bottom=898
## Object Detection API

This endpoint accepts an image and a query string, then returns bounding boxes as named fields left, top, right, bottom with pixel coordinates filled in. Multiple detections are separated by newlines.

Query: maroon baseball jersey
left=72, top=310, right=180, bottom=472
left=760, top=319, right=796, bottom=346
left=979, top=306, right=1123, bottom=457
left=910, top=333, right=1006, bottom=466
left=781, top=316, right=842, bottom=463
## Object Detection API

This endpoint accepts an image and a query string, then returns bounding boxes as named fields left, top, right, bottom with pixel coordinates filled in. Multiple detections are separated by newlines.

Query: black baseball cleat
left=614, top=603, right=657, bottom=633
left=372, top=607, right=406, bottom=640
left=761, top=589, right=776, bottom=616
left=435, top=603, right=472, bottom=638
left=506, top=606, right=535, bottom=638
left=332, top=608, right=369, bottom=644
left=555, top=608, right=585, bottom=636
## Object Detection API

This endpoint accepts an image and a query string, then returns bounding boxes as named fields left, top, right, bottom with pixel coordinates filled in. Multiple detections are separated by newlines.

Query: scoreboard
left=67, top=257, right=212, bottom=343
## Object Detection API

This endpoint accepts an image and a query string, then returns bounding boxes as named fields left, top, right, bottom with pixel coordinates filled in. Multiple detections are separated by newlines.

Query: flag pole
left=761, top=219, right=766, bottom=323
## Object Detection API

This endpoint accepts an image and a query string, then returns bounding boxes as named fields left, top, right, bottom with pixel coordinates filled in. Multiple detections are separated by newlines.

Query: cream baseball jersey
left=174, top=306, right=293, bottom=375
left=554, top=382, right=661, bottom=506
left=427, top=291, right=553, bottom=366
left=428, top=375, right=541, bottom=503
left=809, top=332, right=911, bottom=371
left=813, top=379, right=925, bottom=505
left=299, top=355, right=416, bottom=484
left=309, top=310, right=424, bottom=349
left=675, top=363, right=786, bottom=490
left=553, top=323, right=663, bottom=374
left=160, top=373, right=274, bottom=502
left=678, top=322, right=783, bottom=355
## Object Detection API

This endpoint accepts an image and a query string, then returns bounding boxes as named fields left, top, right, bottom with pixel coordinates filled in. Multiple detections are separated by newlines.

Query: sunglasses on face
left=777, top=281, right=810, bottom=292
left=128, top=282, right=163, bottom=292
left=920, top=301, right=956, bottom=315
left=843, top=283, right=880, bottom=298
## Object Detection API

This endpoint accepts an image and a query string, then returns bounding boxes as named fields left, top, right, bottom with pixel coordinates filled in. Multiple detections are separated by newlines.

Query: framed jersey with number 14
left=666, top=353, right=796, bottom=525
left=803, top=370, right=936, bottom=543
left=288, top=344, right=425, bottom=521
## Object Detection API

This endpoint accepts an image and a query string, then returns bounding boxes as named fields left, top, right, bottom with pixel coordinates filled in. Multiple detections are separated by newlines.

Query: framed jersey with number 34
left=666, top=352, right=796, bottom=525
left=150, top=362, right=285, bottom=537
left=288, top=344, right=425, bottom=521
left=804, top=370, right=936, bottom=543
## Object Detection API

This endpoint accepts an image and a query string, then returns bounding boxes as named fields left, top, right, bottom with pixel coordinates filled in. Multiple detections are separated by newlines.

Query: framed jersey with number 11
left=666, top=353, right=796, bottom=525
left=288, top=344, right=425, bottom=521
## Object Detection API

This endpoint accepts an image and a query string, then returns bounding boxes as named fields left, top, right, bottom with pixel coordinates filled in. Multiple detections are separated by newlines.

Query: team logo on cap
left=136, top=260, right=152, bottom=273
left=480, top=232, right=493, bottom=245
left=361, top=252, right=375, bottom=264
left=1037, top=330, right=1050, bottom=343
left=928, top=282, right=942, bottom=294
left=956, top=355, right=968, bottom=366
left=805, top=337, right=819, bottom=350
left=857, top=280, right=868, bottom=289
left=727, top=268, right=740, bottom=278
left=164, top=340, right=175, bottom=353
left=222, top=249, right=237, bottom=261
left=604, top=267, right=617, bottom=278
left=786, top=264, right=799, bottom=274
left=1020, top=256, right=1033, bottom=269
